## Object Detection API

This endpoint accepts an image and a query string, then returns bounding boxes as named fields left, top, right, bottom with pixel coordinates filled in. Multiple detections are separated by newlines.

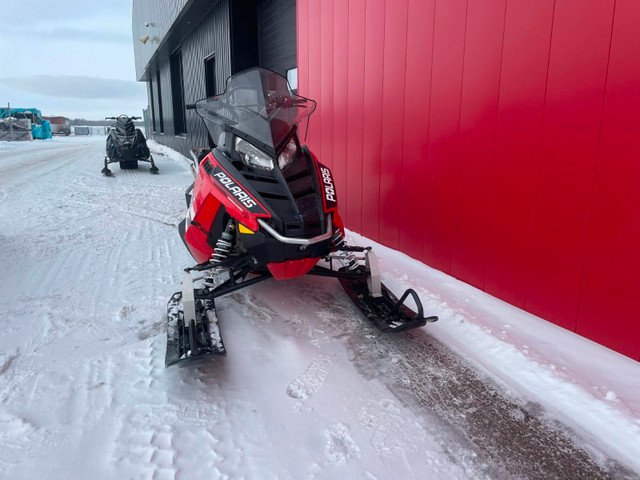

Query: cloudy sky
left=0, top=0, right=147, bottom=120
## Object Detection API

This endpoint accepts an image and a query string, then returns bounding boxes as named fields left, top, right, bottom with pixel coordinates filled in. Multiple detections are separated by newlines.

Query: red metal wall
left=297, top=0, right=640, bottom=360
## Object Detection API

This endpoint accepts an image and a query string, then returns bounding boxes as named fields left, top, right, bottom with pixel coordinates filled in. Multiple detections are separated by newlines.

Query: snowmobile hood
left=195, top=68, right=316, bottom=156
left=113, top=115, right=136, bottom=138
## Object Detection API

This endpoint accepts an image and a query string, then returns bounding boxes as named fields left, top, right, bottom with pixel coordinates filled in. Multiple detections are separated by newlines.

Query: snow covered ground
left=0, top=137, right=638, bottom=480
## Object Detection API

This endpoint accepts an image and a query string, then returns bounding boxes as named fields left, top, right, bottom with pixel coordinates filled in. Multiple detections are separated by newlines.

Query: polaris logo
left=213, top=171, right=258, bottom=209
left=320, top=167, right=335, bottom=202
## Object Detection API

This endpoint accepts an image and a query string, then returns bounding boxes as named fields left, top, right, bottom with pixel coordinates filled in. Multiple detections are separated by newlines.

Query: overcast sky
left=0, top=0, right=147, bottom=120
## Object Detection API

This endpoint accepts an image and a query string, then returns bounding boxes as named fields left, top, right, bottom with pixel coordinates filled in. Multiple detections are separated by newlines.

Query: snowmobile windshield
left=195, top=68, right=316, bottom=156
left=114, top=116, right=136, bottom=140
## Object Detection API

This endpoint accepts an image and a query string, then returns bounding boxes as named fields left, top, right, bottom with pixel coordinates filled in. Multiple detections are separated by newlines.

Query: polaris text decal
left=213, top=170, right=258, bottom=209
left=320, top=167, right=336, bottom=202
left=316, top=161, right=337, bottom=212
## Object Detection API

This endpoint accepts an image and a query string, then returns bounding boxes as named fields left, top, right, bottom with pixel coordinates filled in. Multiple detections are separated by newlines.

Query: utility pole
left=7, top=102, right=15, bottom=142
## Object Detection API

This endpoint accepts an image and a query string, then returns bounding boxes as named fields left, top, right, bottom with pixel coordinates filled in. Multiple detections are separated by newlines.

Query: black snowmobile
left=102, top=115, right=158, bottom=176
left=165, top=67, right=437, bottom=367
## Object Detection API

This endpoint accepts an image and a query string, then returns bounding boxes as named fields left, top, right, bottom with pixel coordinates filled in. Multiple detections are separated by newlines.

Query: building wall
left=258, top=0, right=297, bottom=76
left=132, top=0, right=190, bottom=80
left=141, top=0, right=297, bottom=156
left=147, top=0, right=232, bottom=155
left=297, top=0, right=640, bottom=360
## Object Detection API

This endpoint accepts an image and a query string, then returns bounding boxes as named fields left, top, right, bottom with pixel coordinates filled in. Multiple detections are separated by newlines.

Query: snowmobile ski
left=101, top=159, right=114, bottom=177
left=338, top=270, right=438, bottom=332
left=165, top=276, right=226, bottom=367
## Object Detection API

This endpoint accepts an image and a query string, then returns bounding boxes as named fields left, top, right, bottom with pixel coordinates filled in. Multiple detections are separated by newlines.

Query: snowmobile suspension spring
left=211, top=221, right=235, bottom=265
left=332, top=230, right=346, bottom=248
left=211, top=232, right=233, bottom=264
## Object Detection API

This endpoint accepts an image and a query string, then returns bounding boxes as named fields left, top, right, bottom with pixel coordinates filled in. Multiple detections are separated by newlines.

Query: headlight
left=235, top=137, right=274, bottom=172
left=278, top=137, right=297, bottom=170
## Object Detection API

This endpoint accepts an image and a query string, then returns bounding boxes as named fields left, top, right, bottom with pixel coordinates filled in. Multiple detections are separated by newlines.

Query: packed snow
left=0, top=136, right=638, bottom=480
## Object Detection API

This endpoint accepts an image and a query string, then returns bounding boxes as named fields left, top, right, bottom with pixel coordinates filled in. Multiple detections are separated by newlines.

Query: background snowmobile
left=102, top=115, right=158, bottom=176
left=166, top=68, right=437, bottom=367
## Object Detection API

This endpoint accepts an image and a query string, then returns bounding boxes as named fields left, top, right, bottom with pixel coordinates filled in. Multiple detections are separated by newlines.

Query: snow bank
left=147, top=140, right=195, bottom=176
left=346, top=230, right=640, bottom=472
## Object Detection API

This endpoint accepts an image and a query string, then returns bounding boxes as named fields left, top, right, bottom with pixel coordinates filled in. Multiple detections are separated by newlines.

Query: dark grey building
left=132, top=0, right=297, bottom=155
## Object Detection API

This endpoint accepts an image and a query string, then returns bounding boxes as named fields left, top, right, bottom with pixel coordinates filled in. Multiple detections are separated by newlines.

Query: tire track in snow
left=111, top=339, right=186, bottom=480
left=149, top=223, right=165, bottom=266
left=76, top=358, right=115, bottom=426
left=149, top=430, right=178, bottom=480
left=1, top=138, right=215, bottom=480
left=0, top=143, right=88, bottom=188
left=104, top=227, right=135, bottom=293
left=29, top=246, right=80, bottom=297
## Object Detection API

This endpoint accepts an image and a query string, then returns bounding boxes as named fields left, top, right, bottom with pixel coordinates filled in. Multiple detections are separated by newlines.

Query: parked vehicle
left=102, top=115, right=158, bottom=175
left=165, top=68, right=437, bottom=367
left=43, top=116, right=71, bottom=136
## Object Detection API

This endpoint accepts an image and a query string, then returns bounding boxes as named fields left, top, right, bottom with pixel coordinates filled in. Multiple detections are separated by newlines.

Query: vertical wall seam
left=450, top=0, right=470, bottom=274
left=318, top=0, right=323, bottom=161
left=360, top=0, right=368, bottom=232
left=332, top=0, right=340, bottom=218
left=398, top=0, right=411, bottom=250
left=524, top=0, right=556, bottom=312
left=395, top=0, right=410, bottom=250
left=307, top=0, right=310, bottom=96
left=482, top=0, right=510, bottom=291
left=575, top=0, right=617, bottom=332
left=344, top=1, right=350, bottom=222
left=421, top=0, right=438, bottom=262
left=296, top=0, right=301, bottom=93
left=376, top=0, right=388, bottom=241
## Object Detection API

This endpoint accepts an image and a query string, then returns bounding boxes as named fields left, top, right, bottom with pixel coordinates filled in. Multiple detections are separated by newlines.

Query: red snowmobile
left=166, top=68, right=437, bottom=367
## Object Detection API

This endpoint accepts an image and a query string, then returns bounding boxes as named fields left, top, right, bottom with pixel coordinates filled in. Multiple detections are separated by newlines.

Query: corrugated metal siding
left=258, top=0, right=296, bottom=75
left=132, top=0, right=190, bottom=80
left=147, top=0, right=232, bottom=155
left=298, top=0, right=640, bottom=361
left=136, top=0, right=297, bottom=154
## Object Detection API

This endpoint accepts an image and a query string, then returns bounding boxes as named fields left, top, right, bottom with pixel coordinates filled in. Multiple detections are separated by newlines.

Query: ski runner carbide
left=102, top=115, right=158, bottom=176
left=165, top=68, right=437, bottom=367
